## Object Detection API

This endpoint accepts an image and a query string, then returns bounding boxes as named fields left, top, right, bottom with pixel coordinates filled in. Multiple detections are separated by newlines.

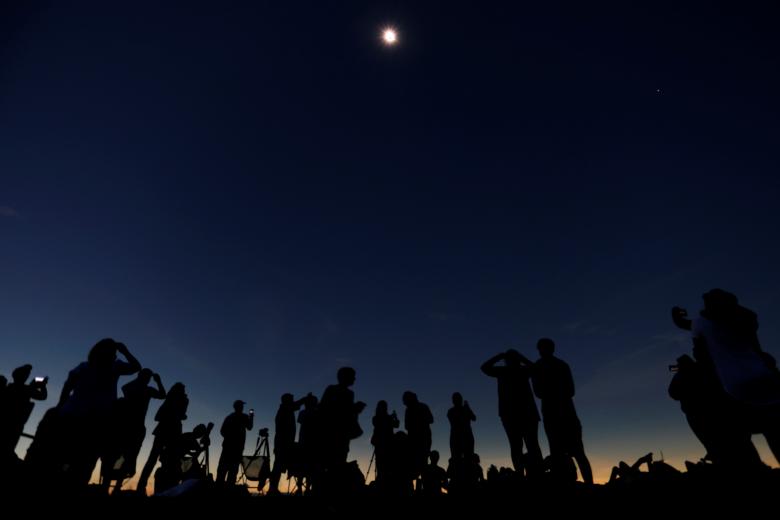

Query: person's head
left=170, top=382, right=186, bottom=396
left=376, top=400, right=388, bottom=415
left=430, top=450, right=440, bottom=465
left=304, top=394, right=318, bottom=408
left=138, top=368, right=153, bottom=384
left=281, top=393, right=294, bottom=405
left=505, top=349, right=522, bottom=367
left=12, top=364, right=32, bottom=384
left=233, top=399, right=245, bottom=413
left=337, top=366, right=356, bottom=387
left=193, top=423, right=208, bottom=438
left=452, top=392, right=463, bottom=406
left=701, top=288, right=739, bottom=320
left=537, top=338, right=555, bottom=358
left=402, top=391, right=417, bottom=406
left=88, top=338, right=118, bottom=367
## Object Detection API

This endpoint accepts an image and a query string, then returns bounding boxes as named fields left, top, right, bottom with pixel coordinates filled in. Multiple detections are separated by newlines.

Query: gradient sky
left=2, top=1, right=780, bottom=485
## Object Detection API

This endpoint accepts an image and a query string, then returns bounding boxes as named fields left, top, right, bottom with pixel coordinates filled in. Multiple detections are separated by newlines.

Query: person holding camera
left=371, top=400, right=399, bottom=487
left=447, top=392, right=476, bottom=462
left=0, top=364, right=48, bottom=460
left=216, top=399, right=253, bottom=485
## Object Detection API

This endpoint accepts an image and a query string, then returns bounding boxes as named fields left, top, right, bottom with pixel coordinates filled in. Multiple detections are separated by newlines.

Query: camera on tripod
left=258, top=427, right=269, bottom=438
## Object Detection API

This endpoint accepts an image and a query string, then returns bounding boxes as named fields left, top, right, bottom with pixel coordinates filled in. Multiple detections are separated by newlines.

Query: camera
left=668, top=364, right=679, bottom=372
left=258, top=427, right=269, bottom=438
left=34, top=376, right=48, bottom=385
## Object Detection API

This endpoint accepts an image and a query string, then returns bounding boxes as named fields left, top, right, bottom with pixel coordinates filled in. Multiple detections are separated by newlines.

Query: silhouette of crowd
left=1, top=288, right=779, bottom=498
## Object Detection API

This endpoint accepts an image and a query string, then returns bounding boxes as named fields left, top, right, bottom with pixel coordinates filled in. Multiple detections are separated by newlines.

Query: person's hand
left=153, top=373, right=162, bottom=383
left=671, top=306, right=688, bottom=320
left=116, top=342, right=129, bottom=355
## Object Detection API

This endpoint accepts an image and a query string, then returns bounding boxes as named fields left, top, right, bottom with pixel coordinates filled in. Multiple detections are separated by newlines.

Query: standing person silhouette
left=58, top=339, right=141, bottom=486
left=532, top=338, right=593, bottom=484
left=216, top=399, right=253, bottom=485
left=318, top=367, right=366, bottom=477
left=104, top=369, right=166, bottom=493
left=0, top=364, right=47, bottom=460
left=402, top=391, right=433, bottom=484
left=447, top=392, right=476, bottom=461
left=268, top=393, right=308, bottom=494
left=481, top=349, right=542, bottom=478
left=136, top=382, right=188, bottom=494
left=371, top=400, right=399, bottom=487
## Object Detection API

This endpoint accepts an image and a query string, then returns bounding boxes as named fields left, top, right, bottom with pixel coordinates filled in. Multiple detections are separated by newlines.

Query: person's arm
left=293, top=394, right=309, bottom=411
left=115, top=343, right=142, bottom=374
left=480, top=353, right=505, bottom=377
left=515, top=351, right=534, bottom=367
left=671, top=307, right=692, bottom=331
left=564, top=363, right=575, bottom=398
left=465, top=401, right=476, bottom=421
left=151, top=373, right=166, bottom=399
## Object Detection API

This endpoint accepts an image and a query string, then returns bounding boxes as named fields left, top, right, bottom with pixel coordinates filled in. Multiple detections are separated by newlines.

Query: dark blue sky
left=2, top=1, right=780, bottom=482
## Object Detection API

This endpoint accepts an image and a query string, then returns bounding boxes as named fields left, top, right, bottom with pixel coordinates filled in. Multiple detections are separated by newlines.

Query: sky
left=2, top=1, right=780, bottom=486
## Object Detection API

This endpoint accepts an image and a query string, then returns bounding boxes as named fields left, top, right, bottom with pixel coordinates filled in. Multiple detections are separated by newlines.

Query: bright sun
left=382, top=28, right=398, bottom=45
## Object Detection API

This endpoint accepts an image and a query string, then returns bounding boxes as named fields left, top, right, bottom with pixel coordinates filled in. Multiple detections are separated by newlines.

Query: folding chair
left=239, top=428, right=271, bottom=493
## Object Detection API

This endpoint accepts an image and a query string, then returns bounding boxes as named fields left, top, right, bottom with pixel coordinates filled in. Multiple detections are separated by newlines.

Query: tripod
left=238, top=428, right=271, bottom=492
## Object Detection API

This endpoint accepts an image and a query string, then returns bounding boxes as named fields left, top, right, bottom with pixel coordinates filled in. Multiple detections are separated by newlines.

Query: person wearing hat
left=216, top=399, right=253, bottom=485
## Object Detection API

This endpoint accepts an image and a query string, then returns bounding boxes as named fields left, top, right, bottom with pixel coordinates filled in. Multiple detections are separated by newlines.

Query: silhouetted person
left=296, top=393, right=319, bottom=493
left=672, top=291, right=780, bottom=468
left=269, top=393, right=308, bottom=494
left=532, top=338, right=593, bottom=484
left=319, top=367, right=366, bottom=474
left=447, top=452, right=484, bottom=495
left=154, top=422, right=212, bottom=494
left=668, top=353, right=763, bottom=470
left=0, top=364, right=47, bottom=460
left=216, top=399, right=253, bottom=485
left=402, top=391, right=433, bottom=481
left=103, top=368, right=166, bottom=493
left=447, top=392, right=476, bottom=461
left=385, top=430, right=415, bottom=496
left=57, top=339, right=141, bottom=485
left=371, top=400, right=399, bottom=487
left=136, top=381, right=189, bottom=494
left=419, top=450, right=447, bottom=496
left=481, top=349, right=542, bottom=477
left=609, top=452, right=653, bottom=484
